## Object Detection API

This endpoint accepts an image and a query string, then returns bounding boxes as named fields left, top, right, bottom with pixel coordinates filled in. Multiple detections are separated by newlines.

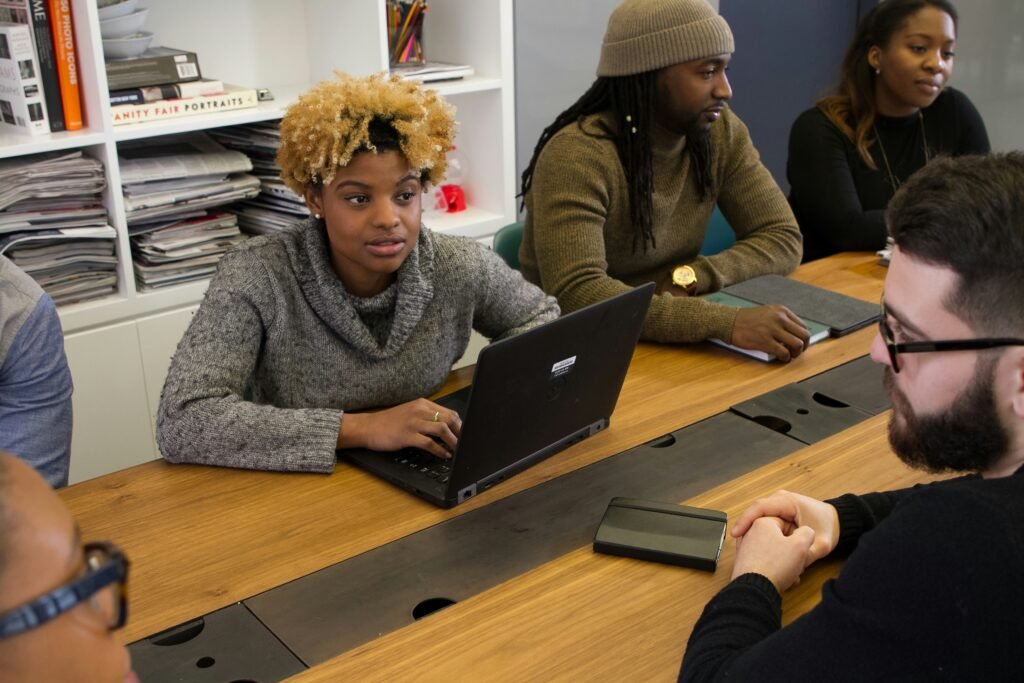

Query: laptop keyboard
left=392, top=449, right=452, bottom=483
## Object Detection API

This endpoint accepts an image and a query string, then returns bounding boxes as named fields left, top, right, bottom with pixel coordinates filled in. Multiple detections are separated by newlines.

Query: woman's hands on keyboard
left=336, top=398, right=462, bottom=459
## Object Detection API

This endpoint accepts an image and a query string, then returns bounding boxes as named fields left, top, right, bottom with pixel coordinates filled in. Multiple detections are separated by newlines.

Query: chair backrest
left=493, top=221, right=524, bottom=270
left=493, top=212, right=727, bottom=270
left=699, top=206, right=736, bottom=256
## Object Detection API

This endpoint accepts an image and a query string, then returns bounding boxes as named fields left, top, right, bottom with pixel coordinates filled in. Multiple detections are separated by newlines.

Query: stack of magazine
left=0, top=150, right=118, bottom=305
left=390, top=61, right=475, bottom=83
left=119, top=132, right=260, bottom=289
left=209, top=122, right=309, bottom=235
left=130, top=211, right=245, bottom=290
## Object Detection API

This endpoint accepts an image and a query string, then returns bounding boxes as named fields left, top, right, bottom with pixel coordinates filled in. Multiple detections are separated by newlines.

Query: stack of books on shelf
left=119, top=131, right=258, bottom=289
left=209, top=122, right=309, bottom=235
left=0, top=0, right=84, bottom=135
left=106, top=46, right=259, bottom=126
left=390, top=61, right=475, bottom=83
left=0, top=150, right=117, bottom=305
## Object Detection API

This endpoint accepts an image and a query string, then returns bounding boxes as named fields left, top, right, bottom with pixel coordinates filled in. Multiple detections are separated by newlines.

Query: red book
left=47, top=0, right=82, bottom=130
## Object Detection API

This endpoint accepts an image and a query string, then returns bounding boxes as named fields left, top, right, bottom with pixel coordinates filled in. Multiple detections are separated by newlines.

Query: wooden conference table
left=59, top=252, right=931, bottom=681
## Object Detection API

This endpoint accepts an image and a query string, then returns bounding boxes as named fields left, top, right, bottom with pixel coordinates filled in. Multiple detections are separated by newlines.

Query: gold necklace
left=873, top=110, right=931, bottom=193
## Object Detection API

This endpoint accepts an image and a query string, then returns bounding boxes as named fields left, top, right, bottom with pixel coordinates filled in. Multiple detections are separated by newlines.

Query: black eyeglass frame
left=879, top=298, right=1024, bottom=373
left=0, top=540, right=128, bottom=639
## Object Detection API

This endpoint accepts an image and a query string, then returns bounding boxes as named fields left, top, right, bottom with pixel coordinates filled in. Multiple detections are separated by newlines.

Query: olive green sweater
left=521, top=109, right=802, bottom=343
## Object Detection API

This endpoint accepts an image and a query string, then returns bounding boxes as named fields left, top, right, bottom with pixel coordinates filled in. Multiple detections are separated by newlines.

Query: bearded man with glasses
left=679, top=151, right=1024, bottom=681
left=0, top=451, right=136, bottom=682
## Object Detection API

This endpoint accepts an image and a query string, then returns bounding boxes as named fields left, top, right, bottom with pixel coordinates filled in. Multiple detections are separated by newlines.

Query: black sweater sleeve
left=678, top=477, right=1024, bottom=682
left=787, top=89, right=990, bottom=261
left=786, top=108, right=887, bottom=256
left=825, top=473, right=979, bottom=556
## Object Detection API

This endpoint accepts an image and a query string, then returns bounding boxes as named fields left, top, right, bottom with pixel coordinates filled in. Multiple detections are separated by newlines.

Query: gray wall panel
left=952, top=0, right=1024, bottom=151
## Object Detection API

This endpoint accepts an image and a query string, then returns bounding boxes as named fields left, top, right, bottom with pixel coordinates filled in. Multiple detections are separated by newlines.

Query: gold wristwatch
left=671, top=265, right=698, bottom=294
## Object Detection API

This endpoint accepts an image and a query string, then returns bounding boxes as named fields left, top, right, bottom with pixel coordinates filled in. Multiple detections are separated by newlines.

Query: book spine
left=46, top=0, right=81, bottom=130
left=109, top=83, right=179, bottom=106
left=0, top=22, right=50, bottom=135
left=109, top=80, right=223, bottom=106
left=111, top=87, right=259, bottom=126
left=28, top=0, right=62, bottom=131
left=175, top=79, right=223, bottom=98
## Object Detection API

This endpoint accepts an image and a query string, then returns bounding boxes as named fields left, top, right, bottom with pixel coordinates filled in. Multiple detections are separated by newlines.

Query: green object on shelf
left=493, top=221, right=523, bottom=270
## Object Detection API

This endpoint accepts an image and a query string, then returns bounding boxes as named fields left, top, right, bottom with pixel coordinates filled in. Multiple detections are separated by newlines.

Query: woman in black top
left=787, top=0, right=989, bottom=261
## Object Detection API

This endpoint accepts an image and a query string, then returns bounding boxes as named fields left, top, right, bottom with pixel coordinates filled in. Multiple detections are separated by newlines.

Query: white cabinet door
left=137, top=305, right=199, bottom=439
left=64, top=321, right=157, bottom=484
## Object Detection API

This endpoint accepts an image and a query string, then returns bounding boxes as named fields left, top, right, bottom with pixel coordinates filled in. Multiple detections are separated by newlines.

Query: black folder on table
left=593, top=497, right=727, bottom=571
left=722, top=274, right=879, bottom=336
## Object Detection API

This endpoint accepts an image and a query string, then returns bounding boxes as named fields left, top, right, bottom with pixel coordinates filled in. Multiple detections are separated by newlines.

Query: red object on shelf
left=441, top=184, right=466, bottom=212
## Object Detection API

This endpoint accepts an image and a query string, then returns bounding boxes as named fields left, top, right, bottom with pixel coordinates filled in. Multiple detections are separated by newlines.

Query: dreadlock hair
left=519, top=73, right=715, bottom=254
left=817, top=0, right=958, bottom=169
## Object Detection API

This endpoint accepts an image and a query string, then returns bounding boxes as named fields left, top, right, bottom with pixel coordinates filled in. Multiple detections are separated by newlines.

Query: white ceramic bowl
left=99, top=8, right=148, bottom=39
left=102, top=31, right=154, bottom=60
left=96, top=0, right=139, bottom=21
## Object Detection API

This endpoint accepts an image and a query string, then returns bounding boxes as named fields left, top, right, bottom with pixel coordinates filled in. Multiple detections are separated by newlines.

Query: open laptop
left=341, top=283, right=654, bottom=508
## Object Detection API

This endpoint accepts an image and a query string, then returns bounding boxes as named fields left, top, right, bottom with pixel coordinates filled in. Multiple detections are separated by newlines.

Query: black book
left=723, top=274, right=880, bottom=336
left=109, top=78, right=224, bottom=106
left=593, top=497, right=727, bottom=572
left=105, top=46, right=202, bottom=91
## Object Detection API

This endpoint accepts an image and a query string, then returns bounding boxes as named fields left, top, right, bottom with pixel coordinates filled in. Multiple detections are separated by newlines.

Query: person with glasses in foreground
left=679, top=152, right=1024, bottom=682
left=0, top=452, right=136, bottom=682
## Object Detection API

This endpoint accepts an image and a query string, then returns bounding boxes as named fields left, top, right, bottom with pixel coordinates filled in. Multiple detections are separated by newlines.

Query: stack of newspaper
left=209, top=123, right=309, bottom=235
left=120, top=132, right=261, bottom=287
left=130, top=211, right=246, bottom=290
left=0, top=150, right=118, bottom=305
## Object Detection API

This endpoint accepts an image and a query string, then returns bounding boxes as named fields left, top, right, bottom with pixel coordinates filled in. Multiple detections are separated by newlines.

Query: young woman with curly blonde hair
left=156, top=72, right=558, bottom=473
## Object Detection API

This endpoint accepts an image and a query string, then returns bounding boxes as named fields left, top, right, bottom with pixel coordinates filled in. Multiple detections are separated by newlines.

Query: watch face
left=673, top=266, right=696, bottom=288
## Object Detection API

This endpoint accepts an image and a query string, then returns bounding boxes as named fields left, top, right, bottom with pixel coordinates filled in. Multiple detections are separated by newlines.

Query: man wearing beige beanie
left=519, top=0, right=808, bottom=360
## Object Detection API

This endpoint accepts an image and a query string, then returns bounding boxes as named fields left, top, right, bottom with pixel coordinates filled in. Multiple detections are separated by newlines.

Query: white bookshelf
left=0, top=0, right=517, bottom=483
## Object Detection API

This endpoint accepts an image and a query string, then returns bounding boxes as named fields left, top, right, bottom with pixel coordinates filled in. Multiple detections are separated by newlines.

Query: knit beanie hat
left=596, top=0, right=734, bottom=77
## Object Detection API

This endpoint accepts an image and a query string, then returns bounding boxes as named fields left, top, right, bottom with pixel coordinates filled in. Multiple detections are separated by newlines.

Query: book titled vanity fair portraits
left=110, top=84, right=258, bottom=126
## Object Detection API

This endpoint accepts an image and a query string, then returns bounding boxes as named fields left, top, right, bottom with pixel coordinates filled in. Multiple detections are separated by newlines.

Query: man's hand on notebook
left=729, top=305, right=810, bottom=362
left=337, top=399, right=463, bottom=459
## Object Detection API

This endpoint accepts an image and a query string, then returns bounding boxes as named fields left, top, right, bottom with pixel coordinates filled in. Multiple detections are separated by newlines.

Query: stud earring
left=875, top=68, right=881, bottom=75
left=314, top=213, right=322, bottom=219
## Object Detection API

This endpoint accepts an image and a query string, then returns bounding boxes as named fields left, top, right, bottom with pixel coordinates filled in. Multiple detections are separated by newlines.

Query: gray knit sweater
left=156, top=219, right=559, bottom=473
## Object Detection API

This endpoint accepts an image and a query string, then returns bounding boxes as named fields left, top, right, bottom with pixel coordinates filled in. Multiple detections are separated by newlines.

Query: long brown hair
left=818, top=0, right=958, bottom=168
